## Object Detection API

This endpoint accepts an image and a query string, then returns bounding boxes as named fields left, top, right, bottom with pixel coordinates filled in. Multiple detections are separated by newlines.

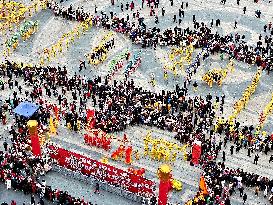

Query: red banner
left=48, top=146, right=155, bottom=197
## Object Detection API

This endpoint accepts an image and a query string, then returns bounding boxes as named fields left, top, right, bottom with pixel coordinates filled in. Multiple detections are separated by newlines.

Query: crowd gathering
left=1, top=0, right=273, bottom=204
left=47, top=0, right=273, bottom=77
left=0, top=118, right=99, bottom=205
left=1, top=55, right=273, bottom=204
left=189, top=160, right=273, bottom=205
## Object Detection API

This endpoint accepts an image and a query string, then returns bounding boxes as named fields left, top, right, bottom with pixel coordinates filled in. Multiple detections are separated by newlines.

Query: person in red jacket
left=10, top=201, right=16, bottom=205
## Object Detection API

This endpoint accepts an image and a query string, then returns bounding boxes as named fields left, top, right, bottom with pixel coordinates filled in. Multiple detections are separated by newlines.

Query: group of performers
left=0, top=0, right=46, bottom=33
left=84, top=129, right=112, bottom=151
left=107, top=49, right=130, bottom=80
left=124, top=50, right=142, bottom=78
left=86, top=32, right=115, bottom=65
left=229, top=68, right=262, bottom=123
left=144, top=131, right=188, bottom=162
left=257, top=93, right=273, bottom=130
left=163, top=43, right=194, bottom=79
left=4, top=20, right=39, bottom=56
left=202, top=59, right=235, bottom=87
left=1, top=0, right=47, bottom=56
left=111, top=144, right=134, bottom=164
left=40, top=17, right=93, bottom=65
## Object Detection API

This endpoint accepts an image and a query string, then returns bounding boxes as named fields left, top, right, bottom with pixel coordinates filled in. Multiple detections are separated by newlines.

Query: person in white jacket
left=264, top=185, right=268, bottom=198
left=6, top=178, right=11, bottom=190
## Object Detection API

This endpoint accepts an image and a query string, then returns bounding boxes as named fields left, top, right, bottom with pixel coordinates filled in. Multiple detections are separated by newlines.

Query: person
left=264, top=185, right=268, bottom=198
left=3, top=141, right=8, bottom=151
left=239, top=186, right=244, bottom=197
left=254, top=154, right=259, bottom=165
left=79, top=60, right=86, bottom=72
left=193, top=81, right=198, bottom=92
left=222, top=151, right=226, bottom=162
left=247, top=147, right=251, bottom=157
left=255, top=185, right=259, bottom=196
left=10, top=201, right=16, bottom=205
left=230, top=145, right=234, bottom=155
left=150, top=195, right=157, bottom=205
left=31, top=195, right=35, bottom=205
left=6, top=177, right=11, bottom=190
left=161, top=7, right=165, bottom=16
left=243, top=193, right=247, bottom=204
left=173, top=15, right=176, bottom=23
left=155, top=16, right=158, bottom=24
left=94, top=182, right=100, bottom=194
left=269, top=154, right=273, bottom=163
left=243, top=6, right=246, bottom=14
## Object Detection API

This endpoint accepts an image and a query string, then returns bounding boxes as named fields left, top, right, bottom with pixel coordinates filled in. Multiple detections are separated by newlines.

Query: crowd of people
left=188, top=160, right=273, bottom=204
left=0, top=55, right=273, bottom=203
left=0, top=58, right=220, bottom=147
left=213, top=117, right=273, bottom=164
left=0, top=107, right=99, bottom=204
left=1, top=0, right=273, bottom=204
left=47, top=0, right=273, bottom=78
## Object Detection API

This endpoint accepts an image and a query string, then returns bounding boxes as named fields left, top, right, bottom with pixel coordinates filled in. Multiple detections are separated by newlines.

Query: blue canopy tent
left=14, top=102, right=39, bottom=118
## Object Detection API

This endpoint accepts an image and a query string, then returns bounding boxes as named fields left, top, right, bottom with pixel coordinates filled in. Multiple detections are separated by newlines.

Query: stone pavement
left=0, top=183, right=49, bottom=205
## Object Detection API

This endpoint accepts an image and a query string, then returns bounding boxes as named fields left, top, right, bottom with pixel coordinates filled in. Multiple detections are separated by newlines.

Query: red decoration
left=158, top=180, right=170, bottom=205
left=31, top=134, right=41, bottom=156
left=191, top=141, right=202, bottom=165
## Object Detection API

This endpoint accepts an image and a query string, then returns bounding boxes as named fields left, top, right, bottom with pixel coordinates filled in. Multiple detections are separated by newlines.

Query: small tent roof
left=14, top=102, right=39, bottom=118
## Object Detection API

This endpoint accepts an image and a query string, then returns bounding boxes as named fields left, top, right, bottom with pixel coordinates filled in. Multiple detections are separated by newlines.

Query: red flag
left=53, top=105, right=60, bottom=121
left=191, top=141, right=202, bottom=165
left=86, top=109, right=96, bottom=129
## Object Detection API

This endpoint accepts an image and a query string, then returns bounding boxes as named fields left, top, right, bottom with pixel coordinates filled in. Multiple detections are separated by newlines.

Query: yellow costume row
left=228, top=69, right=262, bottom=123
left=256, top=93, right=273, bottom=130
left=163, top=44, right=194, bottom=76
left=40, top=18, right=93, bottom=65
left=0, top=0, right=47, bottom=34
left=86, top=32, right=114, bottom=65
left=144, top=131, right=188, bottom=162
left=202, top=60, right=235, bottom=87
